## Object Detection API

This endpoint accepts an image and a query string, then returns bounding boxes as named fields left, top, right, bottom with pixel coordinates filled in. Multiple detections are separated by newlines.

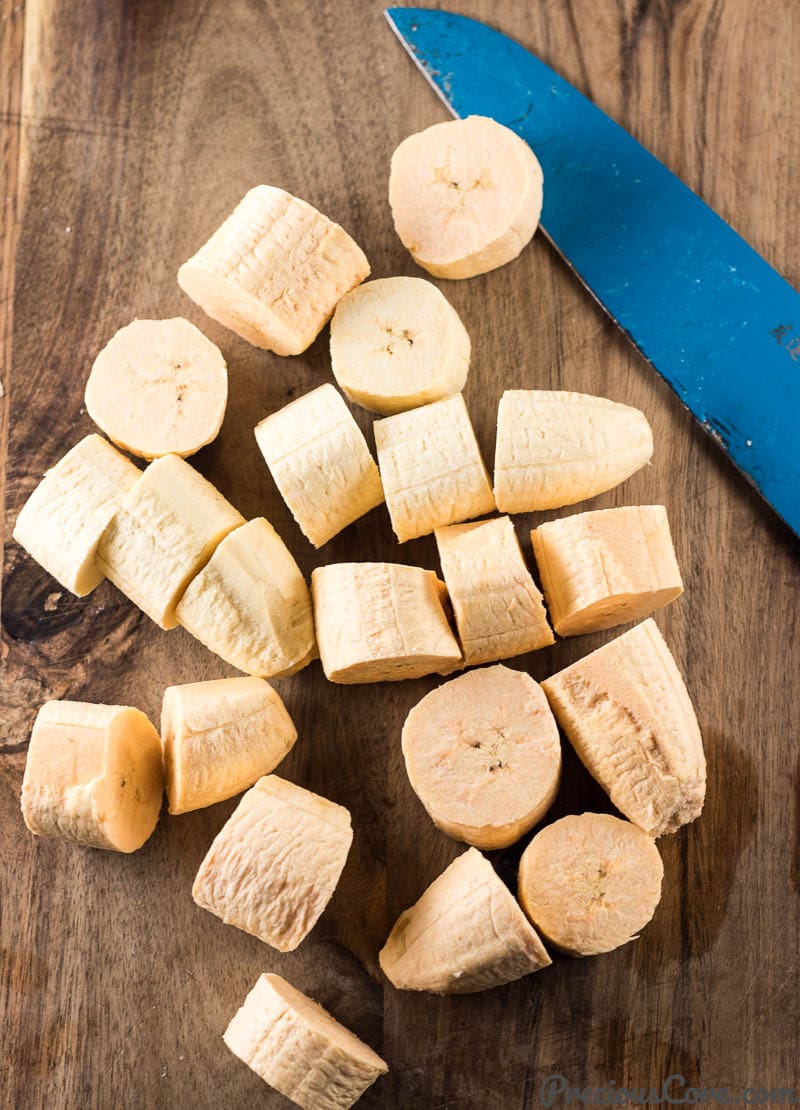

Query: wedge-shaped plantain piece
left=435, top=515, right=554, bottom=665
left=494, top=390, right=653, bottom=513
left=329, top=276, right=470, bottom=414
left=542, top=619, right=705, bottom=836
left=161, top=677, right=297, bottom=815
left=13, top=434, right=141, bottom=596
left=192, top=774, right=352, bottom=951
left=21, top=700, right=163, bottom=852
left=223, top=973, right=388, bottom=1110
left=311, top=562, right=462, bottom=683
left=85, top=318, right=228, bottom=460
left=532, top=505, right=683, bottom=637
left=518, top=812, right=664, bottom=956
left=96, top=453, right=244, bottom=630
left=178, top=186, right=369, bottom=355
left=402, top=665, right=561, bottom=849
left=374, top=393, right=495, bottom=542
left=254, top=384, right=383, bottom=547
left=389, top=116, right=543, bottom=279
left=379, top=847, right=551, bottom=993
left=176, top=517, right=315, bottom=677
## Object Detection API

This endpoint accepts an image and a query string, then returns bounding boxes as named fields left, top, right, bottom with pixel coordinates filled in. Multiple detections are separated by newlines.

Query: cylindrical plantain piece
left=96, top=453, right=245, bottom=630
left=379, top=847, right=551, bottom=993
left=542, top=619, right=706, bottom=837
left=329, top=276, right=470, bottom=414
left=389, top=116, right=543, bottom=279
left=192, top=774, right=352, bottom=952
left=178, top=186, right=369, bottom=355
left=517, top=812, right=664, bottom=956
left=311, top=562, right=462, bottom=683
left=161, top=676, right=297, bottom=814
left=223, top=973, right=388, bottom=1110
left=254, top=384, right=383, bottom=547
left=532, top=505, right=683, bottom=636
left=374, top=393, right=495, bottom=542
left=402, top=665, right=561, bottom=849
left=21, top=700, right=164, bottom=852
left=176, top=517, right=315, bottom=678
left=13, top=434, right=141, bottom=596
left=435, top=515, right=554, bottom=665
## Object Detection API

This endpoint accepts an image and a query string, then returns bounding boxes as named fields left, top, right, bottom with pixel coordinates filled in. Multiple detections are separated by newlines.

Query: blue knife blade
left=385, top=7, right=800, bottom=538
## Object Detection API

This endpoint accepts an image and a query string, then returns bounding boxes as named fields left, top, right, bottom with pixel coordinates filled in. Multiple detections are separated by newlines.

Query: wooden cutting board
left=2, top=1, right=799, bottom=1107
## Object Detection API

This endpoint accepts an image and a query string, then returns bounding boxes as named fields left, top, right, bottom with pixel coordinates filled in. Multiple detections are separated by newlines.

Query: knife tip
left=383, top=6, right=427, bottom=29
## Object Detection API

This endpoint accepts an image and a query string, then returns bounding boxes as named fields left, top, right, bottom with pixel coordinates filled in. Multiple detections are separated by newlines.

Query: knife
left=385, top=7, right=800, bottom=539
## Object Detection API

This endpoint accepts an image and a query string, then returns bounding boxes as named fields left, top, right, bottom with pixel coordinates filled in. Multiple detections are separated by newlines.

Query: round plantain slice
left=85, top=317, right=228, bottom=460
left=389, top=116, right=543, bottom=279
left=402, top=665, right=561, bottom=849
left=517, top=812, right=664, bottom=956
left=329, top=276, right=470, bottom=414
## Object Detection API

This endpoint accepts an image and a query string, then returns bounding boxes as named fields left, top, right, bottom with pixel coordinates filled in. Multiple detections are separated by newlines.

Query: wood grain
left=2, top=1, right=800, bottom=1107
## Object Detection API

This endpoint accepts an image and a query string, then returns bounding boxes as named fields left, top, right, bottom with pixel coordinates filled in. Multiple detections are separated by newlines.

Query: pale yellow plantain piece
left=254, top=384, right=383, bottom=547
left=389, top=116, right=543, bottom=279
left=402, top=665, right=561, bottom=849
left=532, top=505, right=683, bottom=636
left=176, top=517, right=315, bottom=678
left=517, top=812, right=664, bottom=956
left=13, top=434, right=141, bottom=596
left=21, top=700, right=163, bottom=852
left=379, top=847, right=551, bottom=993
left=84, top=318, right=228, bottom=460
left=494, top=390, right=653, bottom=513
left=374, top=393, right=495, bottom=542
left=178, top=186, right=369, bottom=355
left=435, top=515, right=554, bottom=665
left=96, top=453, right=244, bottom=630
left=161, top=677, right=297, bottom=815
left=223, top=973, right=388, bottom=1110
left=329, top=276, right=470, bottom=414
left=542, top=619, right=706, bottom=836
left=192, top=774, right=352, bottom=951
left=401, top=661, right=559, bottom=843
left=311, top=562, right=462, bottom=683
